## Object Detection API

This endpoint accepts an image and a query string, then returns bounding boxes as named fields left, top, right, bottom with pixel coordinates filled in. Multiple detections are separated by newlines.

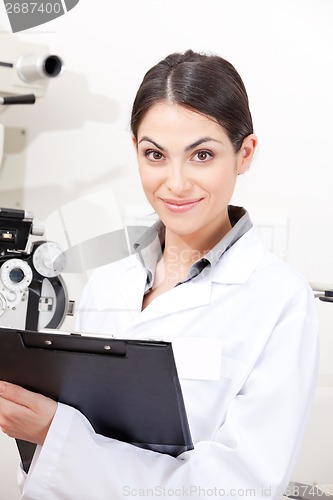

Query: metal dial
left=33, top=241, right=66, bottom=278
left=0, top=258, right=33, bottom=291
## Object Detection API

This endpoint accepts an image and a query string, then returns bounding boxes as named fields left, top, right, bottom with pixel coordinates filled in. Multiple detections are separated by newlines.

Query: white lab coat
left=20, top=226, right=319, bottom=500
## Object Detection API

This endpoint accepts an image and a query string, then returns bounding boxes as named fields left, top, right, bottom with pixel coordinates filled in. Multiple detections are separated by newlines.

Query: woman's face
left=135, top=102, right=256, bottom=246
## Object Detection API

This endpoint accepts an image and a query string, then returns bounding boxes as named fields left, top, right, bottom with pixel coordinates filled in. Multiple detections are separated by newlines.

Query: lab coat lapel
left=118, top=227, right=265, bottom=322
left=115, top=249, right=213, bottom=322
left=134, top=275, right=213, bottom=323
left=212, top=227, right=266, bottom=284
left=116, top=262, right=147, bottom=319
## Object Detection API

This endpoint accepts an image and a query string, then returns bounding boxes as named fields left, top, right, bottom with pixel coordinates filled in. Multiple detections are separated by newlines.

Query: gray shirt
left=134, top=205, right=252, bottom=293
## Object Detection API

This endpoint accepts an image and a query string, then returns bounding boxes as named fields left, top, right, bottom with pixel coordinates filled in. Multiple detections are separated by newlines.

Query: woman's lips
left=161, top=198, right=203, bottom=213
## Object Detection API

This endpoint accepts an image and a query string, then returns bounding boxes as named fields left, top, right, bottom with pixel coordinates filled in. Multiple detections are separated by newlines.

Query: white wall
left=0, top=0, right=332, bottom=498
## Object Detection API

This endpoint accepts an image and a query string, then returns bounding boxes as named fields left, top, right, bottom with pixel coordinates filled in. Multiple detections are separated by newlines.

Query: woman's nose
left=165, top=164, right=192, bottom=195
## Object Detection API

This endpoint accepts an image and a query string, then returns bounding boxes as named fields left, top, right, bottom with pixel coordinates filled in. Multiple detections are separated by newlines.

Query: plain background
left=0, top=0, right=332, bottom=498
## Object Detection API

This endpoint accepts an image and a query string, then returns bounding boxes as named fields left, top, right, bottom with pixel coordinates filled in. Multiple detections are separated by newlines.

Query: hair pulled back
left=131, top=50, right=254, bottom=153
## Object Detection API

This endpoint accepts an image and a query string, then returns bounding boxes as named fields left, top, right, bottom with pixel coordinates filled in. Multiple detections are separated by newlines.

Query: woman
left=0, top=50, right=319, bottom=499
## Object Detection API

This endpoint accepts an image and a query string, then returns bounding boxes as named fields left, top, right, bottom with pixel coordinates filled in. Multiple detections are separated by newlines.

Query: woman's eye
left=192, top=150, right=213, bottom=162
left=144, top=149, right=164, bottom=161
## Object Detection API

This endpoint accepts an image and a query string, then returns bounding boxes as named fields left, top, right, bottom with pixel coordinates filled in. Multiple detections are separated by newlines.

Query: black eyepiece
left=43, top=55, right=63, bottom=78
left=9, top=267, right=25, bottom=283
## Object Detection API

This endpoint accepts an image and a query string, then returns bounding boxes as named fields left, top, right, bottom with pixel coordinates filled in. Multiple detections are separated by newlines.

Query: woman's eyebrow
left=138, top=136, right=223, bottom=152
left=185, top=137, right=223, bottom=151
left=138, top=137, right=164, bottom=151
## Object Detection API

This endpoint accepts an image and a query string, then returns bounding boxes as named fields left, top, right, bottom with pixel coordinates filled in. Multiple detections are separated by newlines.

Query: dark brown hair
left=131, top=50, right=254, bottom=152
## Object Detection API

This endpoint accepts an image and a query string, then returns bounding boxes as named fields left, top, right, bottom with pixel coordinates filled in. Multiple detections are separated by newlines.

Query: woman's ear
left=132, top=136, right=137, bottom=150
left=237, top=134, right=258, bottom=175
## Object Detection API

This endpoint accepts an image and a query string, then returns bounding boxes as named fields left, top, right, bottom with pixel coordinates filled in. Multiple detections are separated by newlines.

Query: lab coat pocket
left=170, top=336, right=223, bottom=381
left=219, top=355, right=248, bottom=381
left=176, top=349, right=248, bottom=442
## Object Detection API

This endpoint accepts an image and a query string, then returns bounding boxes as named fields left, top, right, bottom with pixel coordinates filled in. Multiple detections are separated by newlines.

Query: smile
left=161, top=198, right=204, bottom=213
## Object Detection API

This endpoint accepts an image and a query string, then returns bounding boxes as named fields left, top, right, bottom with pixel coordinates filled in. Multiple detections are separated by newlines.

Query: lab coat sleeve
left=20, top=284, right=319, bottom=500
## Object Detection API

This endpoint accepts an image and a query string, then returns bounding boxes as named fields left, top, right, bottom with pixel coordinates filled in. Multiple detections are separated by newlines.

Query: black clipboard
left=0, top=327, right=193, bottom=473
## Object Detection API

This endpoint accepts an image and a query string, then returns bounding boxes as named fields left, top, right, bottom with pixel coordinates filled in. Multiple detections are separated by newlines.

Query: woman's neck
left=142, top=216, right=232, bottom=309
left=163, top=216, right=232, bottom=270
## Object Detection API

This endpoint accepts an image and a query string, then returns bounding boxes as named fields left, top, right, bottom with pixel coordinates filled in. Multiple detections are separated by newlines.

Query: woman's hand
left=0, top=381, right=57, bottom=445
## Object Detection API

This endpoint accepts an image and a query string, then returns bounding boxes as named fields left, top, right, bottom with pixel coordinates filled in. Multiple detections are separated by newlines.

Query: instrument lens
left=9, top=267, right=25, bottom=283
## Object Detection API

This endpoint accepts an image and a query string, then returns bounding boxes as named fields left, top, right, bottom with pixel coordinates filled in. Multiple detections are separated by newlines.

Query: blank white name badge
left=170, top=337, right=223, bottom=381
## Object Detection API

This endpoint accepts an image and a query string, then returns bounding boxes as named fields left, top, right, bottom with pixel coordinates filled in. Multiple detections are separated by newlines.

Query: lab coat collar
left=116, top=226, right=267, bottom=323
left=211, top=226, right=266, bottom=284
